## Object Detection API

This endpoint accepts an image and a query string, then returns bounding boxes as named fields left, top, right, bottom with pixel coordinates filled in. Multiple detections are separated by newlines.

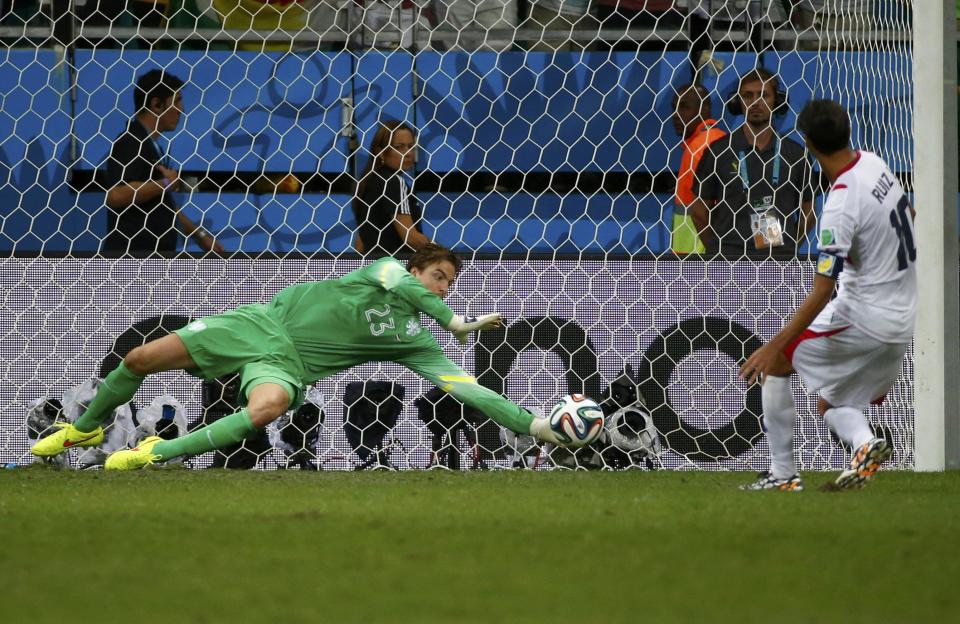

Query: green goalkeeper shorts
left=173, top=304, right=306, bottom=409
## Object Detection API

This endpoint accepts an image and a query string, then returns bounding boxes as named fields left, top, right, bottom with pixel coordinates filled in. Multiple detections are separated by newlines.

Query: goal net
left=0, top=0, right=916, bottom=471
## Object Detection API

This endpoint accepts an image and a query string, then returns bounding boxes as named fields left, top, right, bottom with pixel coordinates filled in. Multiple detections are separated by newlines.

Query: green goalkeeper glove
left=446, top=313, right=502, bottom=345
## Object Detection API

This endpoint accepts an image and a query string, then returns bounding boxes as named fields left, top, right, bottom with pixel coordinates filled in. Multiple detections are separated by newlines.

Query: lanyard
left=149, top=135, right=169, bottom=168
left=738, top=136, right=780, bottom=191
left=150, top=137, right=171, bottom=167
left=134, top=118, right=169, bottom=168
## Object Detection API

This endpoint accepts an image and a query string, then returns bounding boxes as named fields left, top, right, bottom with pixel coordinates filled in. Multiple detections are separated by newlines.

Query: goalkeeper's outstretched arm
left=398, top=349, right=565, bottom=446
left=395, top=245, right=565, bottom=445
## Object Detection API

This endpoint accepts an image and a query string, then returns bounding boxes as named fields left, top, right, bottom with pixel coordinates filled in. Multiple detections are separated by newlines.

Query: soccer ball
left=548, top=394, right=605, bottom=448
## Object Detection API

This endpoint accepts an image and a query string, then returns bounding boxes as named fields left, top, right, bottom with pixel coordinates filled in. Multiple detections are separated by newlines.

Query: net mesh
left=0, top=1, right=916, bottom=470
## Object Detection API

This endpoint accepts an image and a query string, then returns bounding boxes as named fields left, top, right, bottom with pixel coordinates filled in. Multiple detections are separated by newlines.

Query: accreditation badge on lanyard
left=750, top=197, right=784, bottom=249
left=740, top=139, right=784, bottom=249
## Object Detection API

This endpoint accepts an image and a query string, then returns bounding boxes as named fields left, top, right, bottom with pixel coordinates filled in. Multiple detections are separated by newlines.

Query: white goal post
left=913, top=0, right=960, bottom=471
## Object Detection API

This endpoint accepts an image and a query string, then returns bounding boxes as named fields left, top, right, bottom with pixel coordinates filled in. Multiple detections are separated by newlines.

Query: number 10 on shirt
left=889, top=195, right=916, bottom=271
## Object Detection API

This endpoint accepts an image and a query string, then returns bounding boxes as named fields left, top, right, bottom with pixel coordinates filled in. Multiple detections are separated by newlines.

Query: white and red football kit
left=788, top=151, right=917, bottom=408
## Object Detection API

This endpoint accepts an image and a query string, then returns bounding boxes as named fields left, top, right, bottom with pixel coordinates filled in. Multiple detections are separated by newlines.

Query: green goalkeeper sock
left=73, top=362, right=144, bottom=433
left=151, top=410, right=257, bottom=461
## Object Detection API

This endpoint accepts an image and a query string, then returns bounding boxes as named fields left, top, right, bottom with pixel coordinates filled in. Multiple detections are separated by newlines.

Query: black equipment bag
left=414, top=387, right=480, bottom=470
left=342, top=380, right=405, bottom=468
left=278, top=401, right=325, bottom=470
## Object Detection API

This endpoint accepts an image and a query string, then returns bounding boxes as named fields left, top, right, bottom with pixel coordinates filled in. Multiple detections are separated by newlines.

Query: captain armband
left=816, top=252, right=844, bottom=279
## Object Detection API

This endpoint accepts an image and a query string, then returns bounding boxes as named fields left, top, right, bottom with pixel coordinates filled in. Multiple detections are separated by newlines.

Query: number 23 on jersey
left=365, top=305, right=395, bottom=336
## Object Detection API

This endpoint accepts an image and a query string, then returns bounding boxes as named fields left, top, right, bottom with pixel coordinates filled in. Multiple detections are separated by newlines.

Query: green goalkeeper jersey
left=266, top=257, right=456, bottom=382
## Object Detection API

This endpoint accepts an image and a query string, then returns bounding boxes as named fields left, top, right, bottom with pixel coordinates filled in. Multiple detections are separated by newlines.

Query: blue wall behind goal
left=50, top=191, right=674, bottom=255
left=0, top=48, right=915, bottom=255
left=72, top=50, right=353, bottom=174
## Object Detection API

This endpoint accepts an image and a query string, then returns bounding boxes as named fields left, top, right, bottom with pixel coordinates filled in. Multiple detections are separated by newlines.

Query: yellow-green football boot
left=104, top=436, right=163, bottom=471
left=30, top=422, right=104, bottom=457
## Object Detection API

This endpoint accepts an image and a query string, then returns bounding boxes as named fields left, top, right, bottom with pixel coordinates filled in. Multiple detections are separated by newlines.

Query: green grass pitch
left=2, top=466, right=959, bottom=624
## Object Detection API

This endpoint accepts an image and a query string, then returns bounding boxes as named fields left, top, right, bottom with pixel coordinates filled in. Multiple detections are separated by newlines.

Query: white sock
left=824, top=406, right=873, bottom=450
left=762, top=376, right=798, bottom=480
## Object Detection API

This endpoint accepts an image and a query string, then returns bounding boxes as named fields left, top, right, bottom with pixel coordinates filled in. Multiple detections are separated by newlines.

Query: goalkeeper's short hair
left=407, top=243, right=462, bottom=275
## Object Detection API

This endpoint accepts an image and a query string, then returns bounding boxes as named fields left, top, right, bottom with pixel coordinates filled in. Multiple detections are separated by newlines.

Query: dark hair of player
left=407, top=243, right=462, bottom=275
left=797, top=99, right=851, bottom=155
left=133, top=69, right=185, bottom=113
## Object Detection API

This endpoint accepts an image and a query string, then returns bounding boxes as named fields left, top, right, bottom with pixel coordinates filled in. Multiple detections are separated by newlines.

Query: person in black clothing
left=352, top=120, right=431, bottom=257
left=690, top=69, right=816, bottom=259
left=103, top=69, right=223, bottom=256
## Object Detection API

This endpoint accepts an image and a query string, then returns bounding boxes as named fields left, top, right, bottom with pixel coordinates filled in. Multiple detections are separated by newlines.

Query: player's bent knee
left=123, top=346, right=152, bottom=376
left=247, top=402, right=288, bottom=428
left=246, top=384, right=292, bottom=428
left=124, top=334, right=193, bottom=375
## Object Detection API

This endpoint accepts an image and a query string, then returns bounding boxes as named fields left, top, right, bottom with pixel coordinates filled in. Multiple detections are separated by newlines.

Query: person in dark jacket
left=352, top=120, right=431, bottom=257
left=689, top=69, right=815, bottom=259
left=103, top=69, right=223, bottom=256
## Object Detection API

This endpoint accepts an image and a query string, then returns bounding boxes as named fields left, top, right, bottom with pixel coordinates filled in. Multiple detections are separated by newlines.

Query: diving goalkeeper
left=31, top=244, right=565, bottom=469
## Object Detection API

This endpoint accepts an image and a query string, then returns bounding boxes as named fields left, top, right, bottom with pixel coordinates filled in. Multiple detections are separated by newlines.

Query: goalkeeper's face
left=410, top=260, right=456, bottom=299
